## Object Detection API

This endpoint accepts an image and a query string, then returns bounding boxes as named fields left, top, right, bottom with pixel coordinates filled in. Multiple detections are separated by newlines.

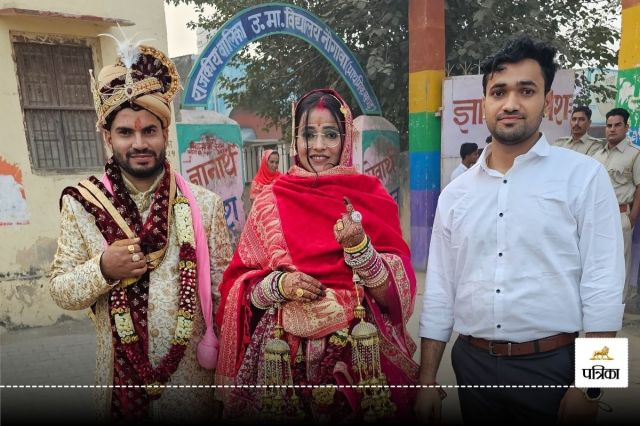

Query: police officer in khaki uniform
left=590, top=107, right=640, bottom=304
left=555, top=106, right=602, bottom=155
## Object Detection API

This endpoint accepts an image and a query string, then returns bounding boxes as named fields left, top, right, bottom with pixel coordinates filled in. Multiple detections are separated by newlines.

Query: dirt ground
left=1, top=278, right=638, bottom=425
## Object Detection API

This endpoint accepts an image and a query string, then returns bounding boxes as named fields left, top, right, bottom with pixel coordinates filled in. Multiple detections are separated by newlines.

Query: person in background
left=590, top=107, right=640, bottom=306
left=250, top=149, right=281, bottom=200
left=554, top=106, right=602, bottom=155
left=450, top=142, right=479, bottom=181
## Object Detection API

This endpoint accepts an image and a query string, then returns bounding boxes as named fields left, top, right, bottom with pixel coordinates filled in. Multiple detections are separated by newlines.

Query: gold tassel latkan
left=261, top=306, right=304, bottom=421
left=349, top=273, right=396, bottom=422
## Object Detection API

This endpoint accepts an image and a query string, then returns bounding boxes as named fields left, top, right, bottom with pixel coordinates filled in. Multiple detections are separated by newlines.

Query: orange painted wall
left=229, top=108, right=283, bottom=140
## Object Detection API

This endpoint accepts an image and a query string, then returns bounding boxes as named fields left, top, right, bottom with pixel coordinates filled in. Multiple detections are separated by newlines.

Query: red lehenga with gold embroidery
left=216, top=90, right=418, bottom=423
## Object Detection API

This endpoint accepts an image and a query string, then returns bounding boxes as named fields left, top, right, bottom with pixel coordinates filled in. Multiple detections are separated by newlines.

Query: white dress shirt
left=450, top=163, right=468, bottom=181
left=420, top=135, right=625, bottom=343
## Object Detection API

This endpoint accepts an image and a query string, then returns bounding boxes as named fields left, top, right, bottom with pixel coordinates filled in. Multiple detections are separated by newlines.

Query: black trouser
left=451, top=336, right=574, bottom=424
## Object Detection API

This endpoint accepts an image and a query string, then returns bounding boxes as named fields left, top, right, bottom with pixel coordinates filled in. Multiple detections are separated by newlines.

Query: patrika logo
left=575, top=338, right=628, bottom=388
left=590, top=346, right=614, bottom=360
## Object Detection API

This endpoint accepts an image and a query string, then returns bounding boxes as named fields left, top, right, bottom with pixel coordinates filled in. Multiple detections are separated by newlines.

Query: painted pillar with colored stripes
left=617, top=0, right=639, bottom=145
left=408, top=0, right=445, bottom=270
left=618, top=0, right=640, bottom=295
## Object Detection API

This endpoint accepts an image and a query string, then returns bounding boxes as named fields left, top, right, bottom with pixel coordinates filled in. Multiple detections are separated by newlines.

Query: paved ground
left=1, top=272, right=639, bottom=424
left=1, top=320, right=96, bottom=425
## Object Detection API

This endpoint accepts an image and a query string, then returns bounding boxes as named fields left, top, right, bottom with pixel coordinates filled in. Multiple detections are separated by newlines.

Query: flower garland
left=110, top=195, right=197, bottom=398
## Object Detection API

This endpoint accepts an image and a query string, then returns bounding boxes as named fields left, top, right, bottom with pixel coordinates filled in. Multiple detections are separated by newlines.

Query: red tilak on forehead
left=315, top=97, right=327, bottom=110
left=134, top=117, right=142, bottom=130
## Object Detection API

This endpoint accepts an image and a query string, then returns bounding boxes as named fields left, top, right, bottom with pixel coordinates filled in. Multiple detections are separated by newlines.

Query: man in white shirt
left=450, top=143, right=479, bottom=181
left=416, top=36, right=624, bottom=424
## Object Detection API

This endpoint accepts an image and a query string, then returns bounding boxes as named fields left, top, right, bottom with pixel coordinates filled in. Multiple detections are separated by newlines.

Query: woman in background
left=249, top=149, right=281, bottom=200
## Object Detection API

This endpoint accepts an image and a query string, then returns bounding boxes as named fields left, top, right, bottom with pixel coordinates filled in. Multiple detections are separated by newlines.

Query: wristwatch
left=579, top=387, right=603, bottom=401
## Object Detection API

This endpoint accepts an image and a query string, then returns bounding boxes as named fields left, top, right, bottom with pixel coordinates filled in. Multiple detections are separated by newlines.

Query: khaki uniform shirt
left=590, top=137, right=640, bottom=204
left=554, top=133, right=603, bottom=155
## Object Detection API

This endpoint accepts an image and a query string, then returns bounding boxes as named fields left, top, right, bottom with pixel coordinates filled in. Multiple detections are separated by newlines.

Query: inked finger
left=343, top=196, right=353, bottom=211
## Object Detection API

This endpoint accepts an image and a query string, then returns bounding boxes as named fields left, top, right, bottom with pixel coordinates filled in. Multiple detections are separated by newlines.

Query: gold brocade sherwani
left=554, top=133, right=603, bottom=155
left=49, top=175, right=232, bottom=423
left=591, top=137, right=640, bottom=303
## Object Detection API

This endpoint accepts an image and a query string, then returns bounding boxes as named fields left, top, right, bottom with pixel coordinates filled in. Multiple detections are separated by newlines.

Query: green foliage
left=168, top=0, right=620, bottom=146
left=445, top=0, right=620, bottom=104
left=167, top=0, right=408, bottom=145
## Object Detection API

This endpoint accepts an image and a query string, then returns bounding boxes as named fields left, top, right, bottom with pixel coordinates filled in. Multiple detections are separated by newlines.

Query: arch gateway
left=177, top=3, right=404, bottom=241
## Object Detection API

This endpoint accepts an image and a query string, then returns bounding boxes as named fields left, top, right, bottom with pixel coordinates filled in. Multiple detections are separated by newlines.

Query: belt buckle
left=488, top=341, right=512, bottom=356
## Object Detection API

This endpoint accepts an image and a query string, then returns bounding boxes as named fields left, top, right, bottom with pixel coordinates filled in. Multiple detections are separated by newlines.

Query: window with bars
left=14, top=42, right=104, bottom=171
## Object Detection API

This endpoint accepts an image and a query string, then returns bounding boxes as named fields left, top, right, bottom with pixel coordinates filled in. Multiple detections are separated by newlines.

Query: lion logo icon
left=590, top=346, right=614, bottom=360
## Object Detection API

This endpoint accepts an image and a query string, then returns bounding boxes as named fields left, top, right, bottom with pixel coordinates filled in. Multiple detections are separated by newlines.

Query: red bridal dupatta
left=215, top=89, right=418, bottom=419
left=249, top=149, right=281, bottom=200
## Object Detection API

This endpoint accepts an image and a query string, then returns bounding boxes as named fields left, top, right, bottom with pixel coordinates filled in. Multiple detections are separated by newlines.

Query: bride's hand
left=333, top=196, right=366, bottom=249
left=280, top=271, right=327, bottom=302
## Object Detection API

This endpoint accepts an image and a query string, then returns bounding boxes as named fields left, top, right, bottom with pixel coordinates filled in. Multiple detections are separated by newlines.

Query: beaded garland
left=110, top=195, right=197, bottom=397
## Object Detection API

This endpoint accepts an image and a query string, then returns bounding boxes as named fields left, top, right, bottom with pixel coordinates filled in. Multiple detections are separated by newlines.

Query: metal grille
left=14, top=42, right=103, bottom=171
